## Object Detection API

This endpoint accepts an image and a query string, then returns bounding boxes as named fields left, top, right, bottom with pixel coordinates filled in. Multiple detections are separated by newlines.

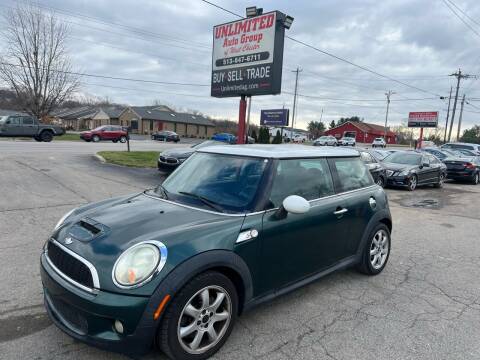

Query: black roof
left=129, top=106, right=215, bottom=127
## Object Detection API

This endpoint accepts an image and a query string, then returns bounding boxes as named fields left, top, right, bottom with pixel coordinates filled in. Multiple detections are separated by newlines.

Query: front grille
left=160, top=156, right=178, bottom=164
left=47, top=294, right=88, bottom=335
left=47, top=241, right=94, bottom=289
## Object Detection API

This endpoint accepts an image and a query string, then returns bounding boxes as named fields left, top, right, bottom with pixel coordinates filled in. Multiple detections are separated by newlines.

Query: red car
left=80, top=125, right=128, bottom=143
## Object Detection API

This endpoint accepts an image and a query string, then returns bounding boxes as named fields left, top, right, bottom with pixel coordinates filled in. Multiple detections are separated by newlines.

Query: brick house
left=119, top=106, right=216, bottom=138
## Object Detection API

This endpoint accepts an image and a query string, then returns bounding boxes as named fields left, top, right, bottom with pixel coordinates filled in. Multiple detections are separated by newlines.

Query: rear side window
left=360, top=152, right=375, bottom=163
left=269, top=158, right=334, bottom=207
left=22, top=116, right=34, bottom=125
left=331, top=157, right=373, bottom=192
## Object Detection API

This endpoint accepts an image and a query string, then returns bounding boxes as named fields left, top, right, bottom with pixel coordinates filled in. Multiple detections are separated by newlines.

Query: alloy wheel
left=370, top=229, right=389, bottom=270
left=408, top=175, right=417, bottom=191
left=376, top=176, right=385, bottom=187
left=177, top=285, right=232, bottom=355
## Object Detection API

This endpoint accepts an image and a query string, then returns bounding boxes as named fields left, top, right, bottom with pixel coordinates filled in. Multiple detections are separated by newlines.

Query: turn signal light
left=464, top=162, right=475, bottom=169
left=153, top=295, right=171, bottom=320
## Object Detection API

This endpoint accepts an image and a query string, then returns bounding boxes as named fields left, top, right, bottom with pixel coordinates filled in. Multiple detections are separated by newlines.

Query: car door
left=419, top=155, right=436, bottom=183
left=2, top=116, right=23, bottom=136
left=426, top=154, right=443, bottom=182
left=259, top=158, right=350, bottom=293
left=21, top=116, right=37, bottom=136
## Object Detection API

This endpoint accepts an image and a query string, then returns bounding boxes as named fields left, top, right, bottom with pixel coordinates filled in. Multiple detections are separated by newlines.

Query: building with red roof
left=324, top=121, right=397, bottom=144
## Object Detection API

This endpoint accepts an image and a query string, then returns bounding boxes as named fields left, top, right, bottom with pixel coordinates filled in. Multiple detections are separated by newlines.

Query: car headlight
left=398, top=170, right=410, bottom=176
left=53, top=208, right=75, bottom=231
left=113, top=241, right=167, bottom=289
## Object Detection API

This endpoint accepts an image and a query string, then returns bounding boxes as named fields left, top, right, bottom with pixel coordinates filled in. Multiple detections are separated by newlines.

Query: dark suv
left=41, top=145, right=392, bottom=360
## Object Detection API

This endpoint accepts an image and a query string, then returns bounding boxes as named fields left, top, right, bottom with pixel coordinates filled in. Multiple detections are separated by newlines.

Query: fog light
left=114, top=320, right=124, bottom=334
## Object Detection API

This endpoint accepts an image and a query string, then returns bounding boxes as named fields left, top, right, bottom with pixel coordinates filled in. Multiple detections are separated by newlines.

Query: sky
left=1, top=0, right=480, bottom=133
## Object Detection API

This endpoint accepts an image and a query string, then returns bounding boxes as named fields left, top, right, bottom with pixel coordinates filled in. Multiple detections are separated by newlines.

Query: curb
left=93, top=154, right=106, bottom=163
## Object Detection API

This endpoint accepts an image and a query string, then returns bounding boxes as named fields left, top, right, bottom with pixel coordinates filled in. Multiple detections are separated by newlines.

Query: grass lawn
left=98, top=151, right=160, bottom=168
left=57, top=133, right=82, bottom=141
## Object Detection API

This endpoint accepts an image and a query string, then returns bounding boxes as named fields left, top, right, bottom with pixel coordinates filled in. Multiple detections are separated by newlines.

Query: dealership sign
left=260, top=109, right=289, bottom=126
left=408, top=111, right=438, bottom=128
left=211, top=11, right=286, bottom=97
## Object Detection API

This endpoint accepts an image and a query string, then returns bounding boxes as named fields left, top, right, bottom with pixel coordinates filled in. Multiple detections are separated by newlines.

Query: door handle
left=333, top=208, right=348, bottom=216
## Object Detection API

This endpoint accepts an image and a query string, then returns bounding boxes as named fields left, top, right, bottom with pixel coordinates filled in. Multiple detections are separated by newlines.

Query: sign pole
left=245, top=96, right=252, bottom=143
left=418, top=127, right=424, bottom=149
left=237, top=95, right=247, bottom=144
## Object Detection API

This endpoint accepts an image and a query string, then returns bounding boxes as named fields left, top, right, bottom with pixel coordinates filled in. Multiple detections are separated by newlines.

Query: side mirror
left=422, top=162, right=429, bottom=168
left=283, top=195, right=310, bottom=214
left=5, top=120, right=10, bottom=124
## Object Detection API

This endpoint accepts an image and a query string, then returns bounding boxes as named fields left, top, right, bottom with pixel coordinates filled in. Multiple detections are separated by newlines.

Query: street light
left=246, top=6, right=262, bottom=17
left=283, top=15, right=294, bottom=29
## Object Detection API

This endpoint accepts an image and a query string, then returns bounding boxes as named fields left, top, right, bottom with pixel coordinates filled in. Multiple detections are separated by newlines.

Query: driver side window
left=269, top=158, right=334, bottom=208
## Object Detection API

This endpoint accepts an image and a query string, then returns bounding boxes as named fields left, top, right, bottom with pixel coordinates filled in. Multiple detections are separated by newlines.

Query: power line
left=441, top=0, right=480, bottom=39
left=12, top=0, right=211, bottom=48
left=0, top=62, right=210, bottom=87
left=445, top=0, right=480, bottom=29
left=199, top=0, right=443, bottom=97
left=81, top=82, right=211, bottom=98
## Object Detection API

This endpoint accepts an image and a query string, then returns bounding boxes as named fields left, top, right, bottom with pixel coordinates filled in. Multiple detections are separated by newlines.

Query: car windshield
left=0, top=116, right=6, bottom=123
left=92, top=126, right=105, bottom=131
left=191, top=140, right=222, bottom=149
left=443, top=149, right=461, bottom=157
left=374, top=138, right=383, bottom=141
left=158, top=152, right=267, bottom=213
left=370, top=150, right=389, bottom=160
left=384, top=152, right=421, bottom=165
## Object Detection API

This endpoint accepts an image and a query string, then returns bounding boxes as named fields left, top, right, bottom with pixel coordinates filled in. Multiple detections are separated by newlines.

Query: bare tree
left=0, top=4, right=79, bottom=119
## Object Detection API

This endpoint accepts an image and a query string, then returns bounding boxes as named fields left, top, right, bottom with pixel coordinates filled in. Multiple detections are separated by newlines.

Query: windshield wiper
left=178, top=191, right=224, bottom=213
left=152, top=184, right=168, bottom=199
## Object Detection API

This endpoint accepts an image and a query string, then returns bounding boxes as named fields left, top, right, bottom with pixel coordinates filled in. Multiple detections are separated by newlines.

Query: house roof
left=0, top=108, right=28, bottom=116
left=130, top=106, right=215, bottom=126
left=327, top=121, right=396, bottom=136
left=51, top=106, right=125, bottom=120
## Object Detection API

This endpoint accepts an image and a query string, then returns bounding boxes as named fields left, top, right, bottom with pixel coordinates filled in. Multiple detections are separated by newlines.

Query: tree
left=251, top=129, right=258, bottom=143
left=329, top=120, right=336, bottom=129
left=272, top=130, right=282, bottom=144
left=258, top=127, right=270, bottom=144
left=0, top=4, right=79, bottom=119
left=307, top=120, right=326, bottom=139
left=460, top=125, right=480, bottom=144
left=337, top=116, right=362, bottom=125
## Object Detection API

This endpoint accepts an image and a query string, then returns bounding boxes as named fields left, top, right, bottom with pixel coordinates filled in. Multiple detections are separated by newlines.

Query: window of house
left=269, top=158, right=335, bottom=208
left=331, top=157, right=373, bottom=192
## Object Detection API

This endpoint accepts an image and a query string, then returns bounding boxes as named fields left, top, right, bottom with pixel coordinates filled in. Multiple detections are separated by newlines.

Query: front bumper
left=157, top=160, right=179, bottom=170
left=40, top=253, right=155, bottom=355
left=386, top=175, right=410, bottom=187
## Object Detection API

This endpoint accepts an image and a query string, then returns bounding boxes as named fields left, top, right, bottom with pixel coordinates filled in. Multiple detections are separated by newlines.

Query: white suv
left=372, top=138, right=386, bottom=148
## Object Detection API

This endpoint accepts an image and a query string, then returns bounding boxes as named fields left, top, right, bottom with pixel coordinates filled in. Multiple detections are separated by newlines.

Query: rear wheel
left=40, top=131, right=53, bottom=142
left=92, top=135, right=100, bottom=142
left=407, top=174, right=417, bottom=191
left=376, top=176, right=385, bottom=188
left=112, top=139, right=118, bottom=143
left=357, top=223, right=391, bottom=275
left=472, top=172, right=479, bottom=185
left=159, top=271, right=237, bottom=360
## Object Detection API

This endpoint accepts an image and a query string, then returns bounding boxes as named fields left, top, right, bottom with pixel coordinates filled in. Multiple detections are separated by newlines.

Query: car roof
left=198, top=144, right=360, bottom=158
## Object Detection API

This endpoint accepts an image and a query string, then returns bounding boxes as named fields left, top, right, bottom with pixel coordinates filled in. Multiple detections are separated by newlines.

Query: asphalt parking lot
left=1, top=141, right=480, bottom=360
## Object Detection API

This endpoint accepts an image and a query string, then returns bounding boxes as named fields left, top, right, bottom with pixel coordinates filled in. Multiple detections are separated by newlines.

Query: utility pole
left=444, top=86, right=452, bottom=143
left=448, top=69, right=476, bottom=142
left=456, top=94, right=466, bottom=141
left=384, top=90, right=395, bottom=143
left=291, top=67, right=302, bottom=132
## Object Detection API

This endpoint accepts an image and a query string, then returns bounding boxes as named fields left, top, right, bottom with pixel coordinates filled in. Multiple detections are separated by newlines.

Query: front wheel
left=159, top=271, right=237, bottom=360
left=34, top=136, right=42, bottom=142
left=119, top=136, right=127, bottom=143
left=356, top=224, right=391, bottom=275
left=92, top=135, right=100, bottom=142
left=40, top=131, right=53, bottom=142
left=407, top=174, right=417, bottom=191
left=376, top=176, right=385, bottom=188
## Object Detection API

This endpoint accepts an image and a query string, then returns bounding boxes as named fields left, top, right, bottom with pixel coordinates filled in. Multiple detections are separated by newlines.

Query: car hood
left=53, top=193, right=245, bottom=295
left=161, top=147, right=194, bottom=158
left=382, top=162, right=417, bottom=173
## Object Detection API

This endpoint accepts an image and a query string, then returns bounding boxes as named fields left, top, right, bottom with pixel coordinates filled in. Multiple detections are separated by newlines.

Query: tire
left=119, top=136, right=127, bottom=143
left=92, top=135, right=100, bottom=142
left=376, top=176, right=385, bottom=188
left=471, top=172, right=479, bottom=185
left=356, top=223, right=391, bottom=275
left=407, top=174, right=417, bottom=191
left=158, top=271, right=238, bottom=360
left=34, top=136, right=42, bottom=142
left=112, top=139, right=118, bottom=143
left=434, top=173, right=445, bottom=188
left=40, top=131, right=53, bottom=142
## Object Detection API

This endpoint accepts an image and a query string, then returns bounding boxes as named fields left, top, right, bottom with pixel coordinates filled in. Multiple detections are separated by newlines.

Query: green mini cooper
left=41, top=145, right=392, bottom=359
